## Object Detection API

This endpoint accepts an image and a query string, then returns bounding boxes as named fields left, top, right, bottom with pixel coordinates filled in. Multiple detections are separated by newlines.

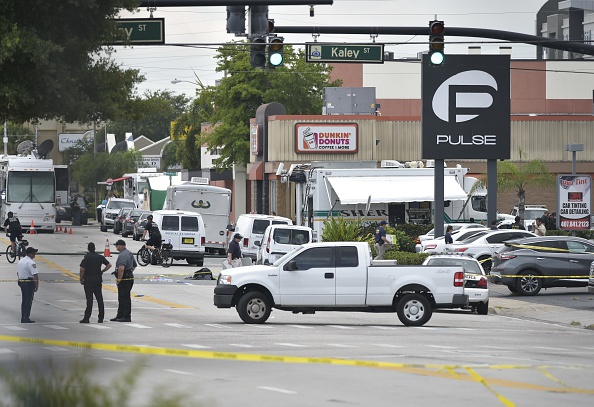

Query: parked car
left=588, top=261, right=594, bottom=294
left=122, top=209, right=150, bottom=238
left=56, top=194, right=89, bottom=225
left=113, top=208, right=132, bottom=235
left=423, top=254, right=489, bottom=314
left=415, top=223, right=488, bottom=252
left=420, top=228, right=489, bottom=254
left=133, top=212, right=153, bottom=241
left=445, top=229, right=537, bottom=273
left=100, top=198, right=135, bottom=232
left=490, top=236, right=594, bottom=295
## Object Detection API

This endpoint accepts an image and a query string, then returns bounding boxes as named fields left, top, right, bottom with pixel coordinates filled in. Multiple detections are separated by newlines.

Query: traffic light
left=226, top=6, right=245, bottom=35
left=250, top=36, right=267, bottom=69
left=429, top=20, right=445, bottom=65
left=268, top=36, right=284, bottom=67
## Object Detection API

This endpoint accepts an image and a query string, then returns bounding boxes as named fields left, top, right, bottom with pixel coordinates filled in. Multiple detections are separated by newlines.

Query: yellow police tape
left=1, top=333, right=593, bottom=405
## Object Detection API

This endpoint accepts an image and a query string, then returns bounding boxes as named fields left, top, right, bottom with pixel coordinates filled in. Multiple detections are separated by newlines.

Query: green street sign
left=306, top=43, right=384, bottom=64
left=113, top=18, right=165, bottom=45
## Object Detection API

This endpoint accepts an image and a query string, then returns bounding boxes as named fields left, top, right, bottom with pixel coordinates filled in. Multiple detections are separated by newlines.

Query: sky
left=113, top=0, right=549, bottom=97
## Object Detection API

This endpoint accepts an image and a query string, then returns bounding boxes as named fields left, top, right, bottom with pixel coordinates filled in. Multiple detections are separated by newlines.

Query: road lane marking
left=181, top=344, right=211, bottom=349
left=205, top=323, right=231, bottom=329
left=0, top=348, right=15, bottom=353
left=257, top=386, right=296, bottom=395
left=85, top=325, right=112, bottom=330
left=229, top=344, right=255, bottom=348
left=286, top=325, right=314, bottom=329
left=164, top=323, right=192, bottom=329
left=43, top=325, right=68, bottom=330
left=275, top=343, right=307, bottom=348
left=102, top=357, right=125, bottom=363
left=370, top=325, right=397, bottom=330
left=327, top=343, right=357, bottom=348
left=42, top=347, right=69, bottom=352
left=3, top=326, right=27, bottom=331
left=373, top=344, right=405, bottom=348
left=326, top=325, right=356, bottom=330
left=165, top=369, right=193, bottom=375
left=126, top=324, right=152, bottom=329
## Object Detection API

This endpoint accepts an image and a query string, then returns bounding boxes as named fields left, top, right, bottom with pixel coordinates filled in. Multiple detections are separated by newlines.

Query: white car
left=423, top=254, right=490, bottom=315
left=415, top=223, right=488, bottom=252
left=421, top=228, right=489, bottom=254
left=445, top=229, right=537, bottom=272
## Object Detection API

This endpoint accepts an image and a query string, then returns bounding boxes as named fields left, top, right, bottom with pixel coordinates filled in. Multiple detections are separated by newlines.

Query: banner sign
left=295, top=123, right=358, bottom=154
left=422, top=55, right=511, bottom=159
left=557, top=174, right=591, bottom=230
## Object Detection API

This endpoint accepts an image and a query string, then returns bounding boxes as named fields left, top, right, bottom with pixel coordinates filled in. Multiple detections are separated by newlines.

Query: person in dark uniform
left=142, top=214, right=162, bottom=260
left=70, top=196, right=82, bottom=226
left=227, top=233, right=243, bottom=268
left=445, top=225, right=454, bottom=244
left=511, top=216, right=525, bottom=230
left=79, top=242, right=112, bottom=323
left=111, top=239, right=136, bottom=322
left=4, top=211, right=23, bottom=258
left=17, top=247, right=39, bottom=323
left=373, top=220, right=388, bottom=260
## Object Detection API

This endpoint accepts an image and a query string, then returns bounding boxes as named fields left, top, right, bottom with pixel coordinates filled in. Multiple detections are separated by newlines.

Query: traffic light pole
left=275, top=26, right=594, bottom=57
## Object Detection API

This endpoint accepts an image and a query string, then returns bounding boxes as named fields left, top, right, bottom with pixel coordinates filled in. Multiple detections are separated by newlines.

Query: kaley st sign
left=295, top=123, right=358, bottom=154
left=557, top=174, right=591, bottom=231
left=422, top=55, right=511, bottom=159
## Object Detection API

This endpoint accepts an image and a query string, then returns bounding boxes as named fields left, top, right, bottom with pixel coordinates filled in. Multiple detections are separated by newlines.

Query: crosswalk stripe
left=126, top=324, right=152, bottom=329
left=181, top=344, right=211, bottom=349
left=43, top=325, right=68, bottom=330
left=3, top=326, right=27, bottom=331
left=327, top=325, right=356, bottom=330
left=85, top=325, right=112, bottom=330
left=164, top=323, right=191, bottom=329
left=275, top=343, right=307, bottom=348
left=0, top=348, right=16, bottom=353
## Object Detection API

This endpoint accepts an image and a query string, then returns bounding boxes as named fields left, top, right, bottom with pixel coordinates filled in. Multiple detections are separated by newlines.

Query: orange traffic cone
left=29, top=221, right=36, bottom=234
left=64, top=226, right=68, bottom=234
left=104, top=240, right=111, bottom=257
left=69, top=227, right=73, bottom=235
left=57, top=225, right=62, bottom=232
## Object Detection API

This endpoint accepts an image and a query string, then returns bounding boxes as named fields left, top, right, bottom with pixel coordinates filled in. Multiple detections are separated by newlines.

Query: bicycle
left=6, top=239, right=29, bottom=264
left=137, top=241, right=173, bottom=268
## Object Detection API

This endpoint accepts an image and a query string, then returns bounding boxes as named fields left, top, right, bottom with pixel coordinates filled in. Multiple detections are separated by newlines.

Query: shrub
left=384, top=251, right=430, bottom=265
left=322, top=217, right=371, bottom=242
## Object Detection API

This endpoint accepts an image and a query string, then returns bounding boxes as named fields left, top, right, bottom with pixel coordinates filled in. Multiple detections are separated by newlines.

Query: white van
left=256, top=225, right=313, bottom=265
left=232, top=214, right=292, bottom=261
left=151, top=210, right=206, bottom=266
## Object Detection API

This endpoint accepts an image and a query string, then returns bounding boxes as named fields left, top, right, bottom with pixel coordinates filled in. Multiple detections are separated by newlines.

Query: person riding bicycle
left=4, top=211, right=23, bottom=257
left=141, top=215, right=162, bottom=258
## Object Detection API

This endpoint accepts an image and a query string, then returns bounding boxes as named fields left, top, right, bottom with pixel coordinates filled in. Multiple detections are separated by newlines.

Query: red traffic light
left=429, top=20, right=445, bottom=36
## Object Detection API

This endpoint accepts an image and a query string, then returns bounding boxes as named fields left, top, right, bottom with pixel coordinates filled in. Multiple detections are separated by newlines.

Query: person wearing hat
left=79, top=242, right=112, bottom=323
left=141, top=214, right=162, bottom=262
left=17, top=247, right=39, bottom=323
left=227, top=233, right=243, bottom=268
left=374, top=221, right=389, bottom=260
left=111, top=239, right=136, bottom=322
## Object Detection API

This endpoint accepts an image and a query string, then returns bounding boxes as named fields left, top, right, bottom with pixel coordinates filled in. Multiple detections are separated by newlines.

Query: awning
left=326, top=176, right=468, bottom=205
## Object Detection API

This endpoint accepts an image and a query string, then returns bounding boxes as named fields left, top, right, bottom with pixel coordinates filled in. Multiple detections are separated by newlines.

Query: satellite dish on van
left=16, top=140, right=34, bottom=156
left=37, top=139, right=54, bottom=159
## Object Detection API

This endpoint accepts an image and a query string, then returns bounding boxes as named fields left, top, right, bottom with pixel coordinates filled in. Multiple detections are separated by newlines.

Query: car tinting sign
left=557, top=175, right=591, bottom=231
left=422, top=55, right=510, bottom=159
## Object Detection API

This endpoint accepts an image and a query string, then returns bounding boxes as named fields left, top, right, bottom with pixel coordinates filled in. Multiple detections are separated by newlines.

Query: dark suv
left=490, top=236, right=594, bottom=295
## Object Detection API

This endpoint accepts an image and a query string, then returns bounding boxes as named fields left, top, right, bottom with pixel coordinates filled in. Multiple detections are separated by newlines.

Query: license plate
left=182, top=237, right=194, bottom=245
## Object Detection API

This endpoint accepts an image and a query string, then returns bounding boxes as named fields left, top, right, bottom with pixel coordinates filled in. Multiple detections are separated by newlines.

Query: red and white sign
left=250, top=123, right=260, bottom=155
left=295, top=123, right=358, bottom=154
left=557, top=174, right=591, bottom=231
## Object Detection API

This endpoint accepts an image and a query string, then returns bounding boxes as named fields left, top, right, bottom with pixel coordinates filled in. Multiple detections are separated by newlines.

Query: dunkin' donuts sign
left=295, top=123, right=358, bottom=154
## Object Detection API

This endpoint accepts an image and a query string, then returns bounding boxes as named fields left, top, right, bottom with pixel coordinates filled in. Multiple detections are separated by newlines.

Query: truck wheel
left=515, top=270, right=542, bottom=296
left=237, top=291, right=271, bottom=324
left=476, top=300, right=489, bottom=315
left=397, top=293, right=432, bottom=327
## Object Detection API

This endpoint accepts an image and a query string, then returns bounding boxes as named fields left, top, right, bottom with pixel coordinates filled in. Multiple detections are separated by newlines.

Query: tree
left=107, top=91, right=190, bottom=142
left=194, top=42, right=341, bottom=168
left=497, top=158, right=555, bottom=222
left=0, top=0, right=143, bottom=123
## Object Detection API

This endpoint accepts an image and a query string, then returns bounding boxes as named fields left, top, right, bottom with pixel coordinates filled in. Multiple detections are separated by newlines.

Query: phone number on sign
left=560, top=220, right=590, bottom=228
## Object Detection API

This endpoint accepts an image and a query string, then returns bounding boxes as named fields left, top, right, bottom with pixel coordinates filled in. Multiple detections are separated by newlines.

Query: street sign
left=306, top=43, right=384, bottom=64
left=113, top=18, right=165, bottom=45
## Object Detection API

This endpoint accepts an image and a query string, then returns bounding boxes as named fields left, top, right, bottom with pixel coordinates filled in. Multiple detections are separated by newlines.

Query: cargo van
left=256, top=225, right=313, bottom=265
left=232, top=214, right=292, bottom=261
left=151, top=210, right=206, bottom=266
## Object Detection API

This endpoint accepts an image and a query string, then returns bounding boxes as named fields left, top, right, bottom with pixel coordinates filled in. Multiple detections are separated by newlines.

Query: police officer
left=227, top=233, right=243, bottom=268
left=511, top=216, right=525, bottom=230
left=374, top=221, right=388, bottom=260
left=110, top=240, right=136, bottom=322
left=79, top=242, right=112, bottom=323
left=4, top=211, right=23, bottom=258
left=17, top=247, right=39, bottom=323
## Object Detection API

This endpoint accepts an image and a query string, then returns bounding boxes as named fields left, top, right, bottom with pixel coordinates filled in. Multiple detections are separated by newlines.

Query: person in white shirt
left=533, top=218, right=546, bottom=236
left=17, top=247, right=39, bottom=323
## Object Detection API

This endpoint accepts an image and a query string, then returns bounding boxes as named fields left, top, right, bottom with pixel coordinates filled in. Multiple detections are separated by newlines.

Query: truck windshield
left=7, top=172, right=55, bottom=203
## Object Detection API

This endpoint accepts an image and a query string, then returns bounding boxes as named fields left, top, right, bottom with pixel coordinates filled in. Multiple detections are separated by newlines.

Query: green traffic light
left=430, top=52, right=444, bottom=65
left=269, top=53, right=283, bottom=66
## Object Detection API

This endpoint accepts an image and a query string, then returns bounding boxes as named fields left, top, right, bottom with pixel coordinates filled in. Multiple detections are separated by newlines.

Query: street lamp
left=171, top=79, right=198, bottom=85
left=565, top=143, right=584, bottom=175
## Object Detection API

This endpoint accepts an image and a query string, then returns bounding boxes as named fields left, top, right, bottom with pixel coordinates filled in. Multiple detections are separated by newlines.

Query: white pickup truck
left=214, top=242, right=468, bottom=326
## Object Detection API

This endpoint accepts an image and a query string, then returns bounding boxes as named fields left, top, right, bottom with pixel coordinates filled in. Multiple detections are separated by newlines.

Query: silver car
left=133, top=212, right=153, bottom=241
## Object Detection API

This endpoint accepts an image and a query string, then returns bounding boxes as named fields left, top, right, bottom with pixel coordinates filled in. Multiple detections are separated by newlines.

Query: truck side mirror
left=284, top=260, right=298, bottom=271
left=254, top=240, right=261, bottom=247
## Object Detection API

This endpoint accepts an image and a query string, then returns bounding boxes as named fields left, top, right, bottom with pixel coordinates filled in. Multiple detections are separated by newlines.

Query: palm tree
left=495, top=156, right=555, bottom=223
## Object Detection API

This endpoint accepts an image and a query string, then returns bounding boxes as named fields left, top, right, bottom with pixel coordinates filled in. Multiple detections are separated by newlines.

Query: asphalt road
left=0, top=225, right=593, bottom=407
